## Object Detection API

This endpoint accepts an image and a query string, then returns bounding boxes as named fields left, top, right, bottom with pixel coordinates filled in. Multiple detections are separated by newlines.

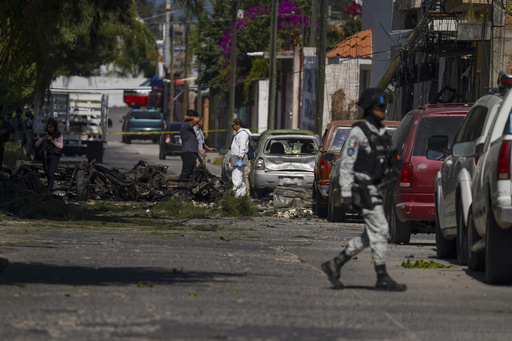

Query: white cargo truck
left=34, top=91, right=110, bottom=163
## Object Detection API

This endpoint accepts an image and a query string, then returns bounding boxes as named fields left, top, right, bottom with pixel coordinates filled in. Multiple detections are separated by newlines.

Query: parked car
left=221, top=133, right=260, bottom=182
left=433, top=95, right=502, bottom=263
left=159, top=121, right=183, bottom=159
left=465, top=75, right=512, bottom=283
left=389, top=103, right=471, bottom=244
left=314, top=120, right=399, bottom=218
left=120, top=109, right=165, bottom=144
left=325, top=122, right=399, bottom=222
left=249, top=133, right=319, bottom=198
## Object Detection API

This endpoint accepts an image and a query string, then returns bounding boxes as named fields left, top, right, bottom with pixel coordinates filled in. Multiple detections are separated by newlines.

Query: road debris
left=0, top=160, right=230, bottom=204
left=273, top=185, right=312, bottom=209
left=276, top=208, right=314, bottom=219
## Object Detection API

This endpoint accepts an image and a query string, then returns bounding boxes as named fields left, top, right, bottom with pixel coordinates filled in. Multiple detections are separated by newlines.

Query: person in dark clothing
left=179, top=110, right=201, bottom=180
left=35, top=118, right=63, bottom=192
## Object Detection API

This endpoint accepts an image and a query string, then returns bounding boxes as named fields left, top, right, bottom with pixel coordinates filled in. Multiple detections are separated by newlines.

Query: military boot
left=321, top=251, right=351, bottom=289
left=375, top=264, right=407, bottom=291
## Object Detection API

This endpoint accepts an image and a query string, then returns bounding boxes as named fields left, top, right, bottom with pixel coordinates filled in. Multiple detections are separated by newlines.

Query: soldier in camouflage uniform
left=321, top=88, right=406, bottom=292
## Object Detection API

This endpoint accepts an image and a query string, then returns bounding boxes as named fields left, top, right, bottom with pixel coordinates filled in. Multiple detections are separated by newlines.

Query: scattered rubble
left=273, top=185, right=312, bottom=209
left=0, top=160, right=230, bottom=204
left=276, top=208, right=314, bottom=219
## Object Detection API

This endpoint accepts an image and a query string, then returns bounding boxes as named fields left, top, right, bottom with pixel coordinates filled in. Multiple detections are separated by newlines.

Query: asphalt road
left=1, top=107, right=511, bottom=340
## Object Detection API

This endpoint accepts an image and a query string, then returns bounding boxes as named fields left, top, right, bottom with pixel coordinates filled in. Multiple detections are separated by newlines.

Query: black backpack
left=244, top=130, right=256, bottom=160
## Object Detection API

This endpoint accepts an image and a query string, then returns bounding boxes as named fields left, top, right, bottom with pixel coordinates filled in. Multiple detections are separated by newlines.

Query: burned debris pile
left=0, top=160, right=230, bottom=204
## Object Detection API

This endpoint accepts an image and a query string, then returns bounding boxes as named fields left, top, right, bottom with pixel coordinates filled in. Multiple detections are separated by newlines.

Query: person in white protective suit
left=321, top=88, right=407, bottom=292
left=230, top=117, right=250, bottom=197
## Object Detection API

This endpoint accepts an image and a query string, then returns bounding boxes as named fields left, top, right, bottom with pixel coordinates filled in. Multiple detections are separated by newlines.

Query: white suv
left=468, top=74, right=512, bottom=283
left=433, top=95, right=502, bottom=264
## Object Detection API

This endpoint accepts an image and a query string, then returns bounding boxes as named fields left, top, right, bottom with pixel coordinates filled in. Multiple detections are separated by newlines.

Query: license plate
left=279, top=177, right=302, bottom=186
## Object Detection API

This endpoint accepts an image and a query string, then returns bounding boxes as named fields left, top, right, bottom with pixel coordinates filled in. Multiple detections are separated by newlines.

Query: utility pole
left=229, top=0, right=240, bottom=130
left=268, top=0, right=278, bottom=130
left=310, top=0, right=317, bottom=46
left=169, top=11, right=175, bottom=122
left=183, top=14, right=190, bottom=113
left=163, top=0, right=171, bottom=121
left=315, top=0, right=327, bottom=136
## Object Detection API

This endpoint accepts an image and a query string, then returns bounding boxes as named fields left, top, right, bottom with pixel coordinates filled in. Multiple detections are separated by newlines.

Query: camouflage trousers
left=344, top=203, right=389, bottom=266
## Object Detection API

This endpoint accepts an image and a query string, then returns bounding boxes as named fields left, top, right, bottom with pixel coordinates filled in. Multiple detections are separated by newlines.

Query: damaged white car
left=249, top=134, right=319, bottom=198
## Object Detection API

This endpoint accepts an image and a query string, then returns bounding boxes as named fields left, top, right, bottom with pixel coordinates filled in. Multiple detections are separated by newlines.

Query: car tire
left=435, top=198, right=456, bottom=259
left=466, top=208, right=484, bottom=271
left=125, top=137, right=131, bottom=144
left=311, top=187, right=317, bottom=213
left=485, top=203, right=512, bottom=283
left=314, top=187, right=328, bottom=218
left=327, top=190, right=344, bottom=222
left=456, top=202, right=468, bottom=265
left=153, top=139, right=158, bottom=144
left=389, top=204, right=411, bottom=244
left=159, top=148, right=166, bottom=160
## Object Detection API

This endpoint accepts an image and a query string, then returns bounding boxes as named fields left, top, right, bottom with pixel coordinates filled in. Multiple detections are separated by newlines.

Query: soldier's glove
left=234, top=160, right=243, bottom=167
left=352, top=183, right=375, bottom=210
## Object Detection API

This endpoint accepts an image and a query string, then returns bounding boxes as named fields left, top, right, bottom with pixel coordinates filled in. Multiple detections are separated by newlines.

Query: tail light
left=165, top=134, right=171, bottom=143
left=255, top=157, right=265, bottom=170
left=497, top=140, right=512, bottom=180
left=320, top=157, right=328, bottom=170
left=399, top=162, right=413, bottom=188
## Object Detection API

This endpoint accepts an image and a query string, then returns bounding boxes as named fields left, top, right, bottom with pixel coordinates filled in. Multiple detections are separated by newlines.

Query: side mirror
left=427, top=135, right=449, bottom=160
left=452, top=140, right=476, bottom=158
left=322, top=152, right=335, bottom=163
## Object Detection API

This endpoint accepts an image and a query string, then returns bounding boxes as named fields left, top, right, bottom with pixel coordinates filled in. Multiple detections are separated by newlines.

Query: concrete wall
left=324, top=58, right=370, bottom=123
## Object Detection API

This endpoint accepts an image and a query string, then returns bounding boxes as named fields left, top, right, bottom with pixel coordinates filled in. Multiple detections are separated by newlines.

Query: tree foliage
left=0, top=0, right=157, bottom=108
left=191, top=0, right=311, bottom=105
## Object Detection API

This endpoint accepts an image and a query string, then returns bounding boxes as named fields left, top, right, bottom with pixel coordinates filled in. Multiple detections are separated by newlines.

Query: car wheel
left=121, top=135, right=126, bottom=143
left=159, top=148, right=166, bottom=160
left=311, top=187, right=317, bottom=213
left=153, top=139, right=158, bottom=144
left=485, top=203, right=512, bottom=283
left=466, top=208, right=484, bottom=271
left=327, top=190, right=344, bottom=222
left=456, top=202, right=468, bottom=265
left=126, top=137, right=131, bottom=144
left=314, top=187, right=328, bottom=218
left=389, top=204, right=411, bottom=244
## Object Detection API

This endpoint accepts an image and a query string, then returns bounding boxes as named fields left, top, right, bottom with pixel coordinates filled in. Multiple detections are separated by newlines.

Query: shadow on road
left=0, top=262, right=245, bottom=286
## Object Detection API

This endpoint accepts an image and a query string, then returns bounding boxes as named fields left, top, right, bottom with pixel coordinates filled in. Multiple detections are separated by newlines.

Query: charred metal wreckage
left=0, top=160, right=230, bottom=203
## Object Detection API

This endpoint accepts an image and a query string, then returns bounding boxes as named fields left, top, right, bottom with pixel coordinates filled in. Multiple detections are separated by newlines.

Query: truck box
left=34, top=91, right=110, bottom=163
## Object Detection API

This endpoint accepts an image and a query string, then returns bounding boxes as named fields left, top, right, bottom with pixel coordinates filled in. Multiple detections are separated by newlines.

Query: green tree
left=0, top=0, right=157, bottom=108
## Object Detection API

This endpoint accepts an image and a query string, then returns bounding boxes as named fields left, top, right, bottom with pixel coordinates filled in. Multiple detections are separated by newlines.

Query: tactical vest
left=352, top=121, right=393, bottom=183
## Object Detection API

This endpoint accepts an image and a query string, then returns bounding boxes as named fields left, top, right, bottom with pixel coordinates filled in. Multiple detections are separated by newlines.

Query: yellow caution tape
left=38, top=127, right=261, bottom=136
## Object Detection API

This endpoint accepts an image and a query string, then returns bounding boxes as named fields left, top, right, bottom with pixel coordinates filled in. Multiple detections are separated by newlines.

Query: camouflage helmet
left=357, top=88, right=393, bottom=110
